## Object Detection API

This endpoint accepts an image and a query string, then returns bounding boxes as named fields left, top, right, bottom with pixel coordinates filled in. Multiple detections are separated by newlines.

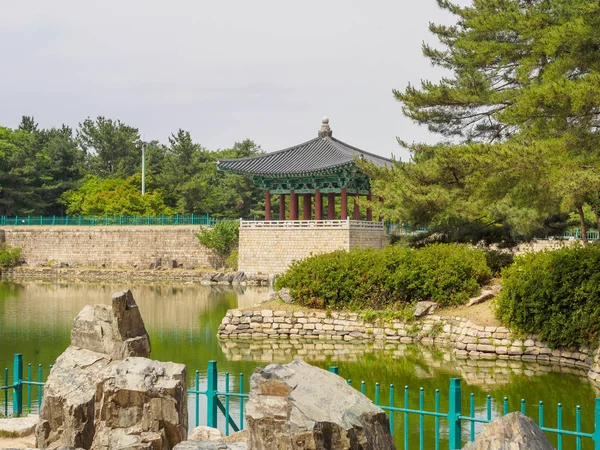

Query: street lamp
left=141, top=142, right=146, bottom=196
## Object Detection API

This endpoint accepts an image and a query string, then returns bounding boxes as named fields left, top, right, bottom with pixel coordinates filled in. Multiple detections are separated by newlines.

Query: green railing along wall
left=0, top=214, right=216, bottom=227
left=3, top=356, right=600, bottom=449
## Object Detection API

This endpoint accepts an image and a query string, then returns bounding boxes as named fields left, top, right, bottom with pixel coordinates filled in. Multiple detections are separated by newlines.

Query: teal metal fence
left=1, top=355, right=50, bottom=417
left=3, top=356, right=599, bottom=449
left=0, top=214, right=216, bottom=227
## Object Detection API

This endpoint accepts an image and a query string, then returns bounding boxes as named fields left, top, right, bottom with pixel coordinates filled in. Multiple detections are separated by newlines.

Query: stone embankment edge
left=218, top=308, right=600, bottom=384
left=1, top=267, right=269, bottom=285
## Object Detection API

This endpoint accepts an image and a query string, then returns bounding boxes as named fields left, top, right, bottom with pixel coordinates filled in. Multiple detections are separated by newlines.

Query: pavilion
left=217, top=117, right=391, bottom=221
left=216, top=117, right=392, bottom=275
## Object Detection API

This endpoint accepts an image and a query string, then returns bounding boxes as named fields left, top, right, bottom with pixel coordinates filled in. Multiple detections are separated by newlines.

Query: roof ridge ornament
left=318, top=116, right=333, bottom=138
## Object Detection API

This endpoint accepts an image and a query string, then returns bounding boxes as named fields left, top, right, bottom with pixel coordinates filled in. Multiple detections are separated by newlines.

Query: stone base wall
left=1, top=226, right=215, bottom=268
left=238, top=223, right=391, bottom=275
left=218, top=309, right=600, bottom=382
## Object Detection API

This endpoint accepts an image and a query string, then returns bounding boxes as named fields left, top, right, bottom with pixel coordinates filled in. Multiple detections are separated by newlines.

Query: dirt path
left=437, top=300, right=500, bottom=327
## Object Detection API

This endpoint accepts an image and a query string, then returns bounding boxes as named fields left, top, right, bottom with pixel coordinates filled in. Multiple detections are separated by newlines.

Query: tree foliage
left=196, top=220, right=240, bottom=266
left=0, top=115, right=266, bottom=219
left=366, top=0, right=600, bottom=245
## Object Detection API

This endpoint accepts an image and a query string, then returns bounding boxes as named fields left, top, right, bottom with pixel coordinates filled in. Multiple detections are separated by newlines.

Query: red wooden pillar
left=290, top=190, right=298, bottom=220
left=279, top=194, right=286, bottom=220
left=379, top=196, right=384, bottom=222
left=265, top=190, right=271, bottom=220
left=327, top=193, right=335, bottom=220
left=315, top=189, right=322, bottom=220
left=341, top=188, right=348, bottom=220
left=366, top=192, right=373, bottom=221
left=303, top=194, right=312, bottom=220
left=353, top=193, right=360, bottom=220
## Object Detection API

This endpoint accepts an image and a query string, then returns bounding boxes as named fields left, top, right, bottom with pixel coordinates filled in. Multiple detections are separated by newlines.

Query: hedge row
left=275, top=243, right=492, bottom=309
left=496, top=244, right=600, bottom=349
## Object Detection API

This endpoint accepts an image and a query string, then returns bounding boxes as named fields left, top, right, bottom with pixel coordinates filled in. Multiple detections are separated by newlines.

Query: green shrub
left=496, top=244, right=600, bottom=349
left=226, top=249, right=238, bottom=271
left=0, top=245, right=21, bottom=268
left=484, top=249, right=515, bottom=276
left=275, top=243, right=491, bottom=309
left=196, top=220, right=240, bottom=267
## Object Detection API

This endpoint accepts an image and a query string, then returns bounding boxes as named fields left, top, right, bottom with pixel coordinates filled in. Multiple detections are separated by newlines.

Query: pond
left=0, top=281, right=597, bottom=449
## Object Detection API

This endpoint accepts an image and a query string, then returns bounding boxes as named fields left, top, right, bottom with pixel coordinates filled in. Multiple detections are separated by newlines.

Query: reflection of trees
left=0, top=282, right=267, bottom=332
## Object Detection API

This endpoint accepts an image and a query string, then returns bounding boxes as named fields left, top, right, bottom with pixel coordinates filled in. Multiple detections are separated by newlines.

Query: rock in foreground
left=245, top=360, right=396, bottom=450
left=462, top=412, right=554, bottom=450
left=36, top=290, right=187, bottom=450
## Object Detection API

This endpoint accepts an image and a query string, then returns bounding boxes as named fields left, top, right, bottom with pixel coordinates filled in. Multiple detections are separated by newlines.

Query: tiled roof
left=217, top=135, right=392, bottom=177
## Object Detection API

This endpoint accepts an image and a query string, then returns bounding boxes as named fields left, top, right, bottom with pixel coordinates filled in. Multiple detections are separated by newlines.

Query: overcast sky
left=1, top=1, right=470, bottom=160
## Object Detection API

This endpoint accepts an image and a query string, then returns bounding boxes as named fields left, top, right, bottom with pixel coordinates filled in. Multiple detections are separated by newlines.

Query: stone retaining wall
left=1, top=226, right=215, bottom=268
left=218, top=309, right=600, bottom=383
left=2, top=267, right=270, bottom=285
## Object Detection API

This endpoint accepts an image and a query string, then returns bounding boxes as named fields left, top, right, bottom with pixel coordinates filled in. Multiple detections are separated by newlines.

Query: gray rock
left=211, top=272, right=225, bottom=282
left=467, top=290, right=495, bottom=307
left=462, top=412, right=554, bottom=450
left=245, top=360, right=395, bottom=450
left=232, top=271, right=246, bottom=283
left=36, top=290, right=184, bottom=450
left=0, top=414, right=39, bottom=437
left=35, top=347, right=113, bottom=449
left=224, top=273, right=235, bottom=283
left=70, top=290, right=151, bottom=360
left=413, top=301, right=438, bottom=318
left=278, top=288, right=294, bottom=304
left=188, top=426, right=223, bottom=441
left=91, top=357, right=188, bottom=450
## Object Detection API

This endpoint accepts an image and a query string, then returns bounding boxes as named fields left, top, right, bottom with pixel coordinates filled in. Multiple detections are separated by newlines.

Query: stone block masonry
left=218, top=308, right=600, bottom=385
left=1, top=226, right=215, bottom=268
left=238, top=221, right=391, bottom=275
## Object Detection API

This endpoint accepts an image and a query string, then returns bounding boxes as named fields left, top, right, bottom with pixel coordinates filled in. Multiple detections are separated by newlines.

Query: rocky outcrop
left=36, top=290, right=187, bottom=450
left=70, top=290, right=151, bottom=360
left=413, top=301, right=437, bottom=317
left=462, top=412, right=554, bottom=450
left=91, top=358, right=187, bottom=450
left=245, top=360, right=396, bottom=450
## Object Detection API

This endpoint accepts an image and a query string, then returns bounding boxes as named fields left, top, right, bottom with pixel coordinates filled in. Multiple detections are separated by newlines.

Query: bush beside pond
left=274, top=243, right=492, bottom=309
left=496, top=244, right=600, bottom=349
left=0, top=245, right=21, bottom=268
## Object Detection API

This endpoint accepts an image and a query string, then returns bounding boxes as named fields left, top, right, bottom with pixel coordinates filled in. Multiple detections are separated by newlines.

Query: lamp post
left=141, top=142, right=146, bottom=196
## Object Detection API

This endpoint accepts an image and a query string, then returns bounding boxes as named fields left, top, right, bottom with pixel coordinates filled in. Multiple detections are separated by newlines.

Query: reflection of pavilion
left=217, top=118, right=393, bottom=275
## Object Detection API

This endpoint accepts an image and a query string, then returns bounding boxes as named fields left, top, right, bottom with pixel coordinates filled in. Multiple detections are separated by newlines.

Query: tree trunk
left=576, top=203, right=588, bottom=246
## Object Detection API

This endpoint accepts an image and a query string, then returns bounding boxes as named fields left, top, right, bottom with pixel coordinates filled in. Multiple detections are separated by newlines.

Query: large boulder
left=91, top=358, right=187, bottom=450
left=245, top=360, right=396, bottom=450
left=70, top=290, right=151, bottom=360
left=35, top=348, right=113, bottom=449
left=462, top=412, right=554, bottom=450
left=36, top=290, right=186, bottom=450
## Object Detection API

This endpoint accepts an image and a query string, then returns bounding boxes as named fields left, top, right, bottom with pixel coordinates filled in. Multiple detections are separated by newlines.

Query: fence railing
left=1, top=354, right=50, bottom=417
left=240, top=219, right=384, bottom=230
left=0, top=214, right=216, bottom=227
left=3, top=356, right=599, bottom=449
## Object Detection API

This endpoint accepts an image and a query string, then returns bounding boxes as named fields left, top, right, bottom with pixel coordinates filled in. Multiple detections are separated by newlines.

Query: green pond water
left=0, top=281, right=597, bottom=449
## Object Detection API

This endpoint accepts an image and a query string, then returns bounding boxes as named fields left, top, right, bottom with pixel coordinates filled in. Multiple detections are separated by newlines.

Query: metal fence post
left=448, top=378, right=462, bottom=450
left=329, top=366, right=339, bottom=375
left=594, top=398, right=600, bottom=450
left=207, top=361, right=218, bottom=428
left=13, top=354, right=23, bottom=416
